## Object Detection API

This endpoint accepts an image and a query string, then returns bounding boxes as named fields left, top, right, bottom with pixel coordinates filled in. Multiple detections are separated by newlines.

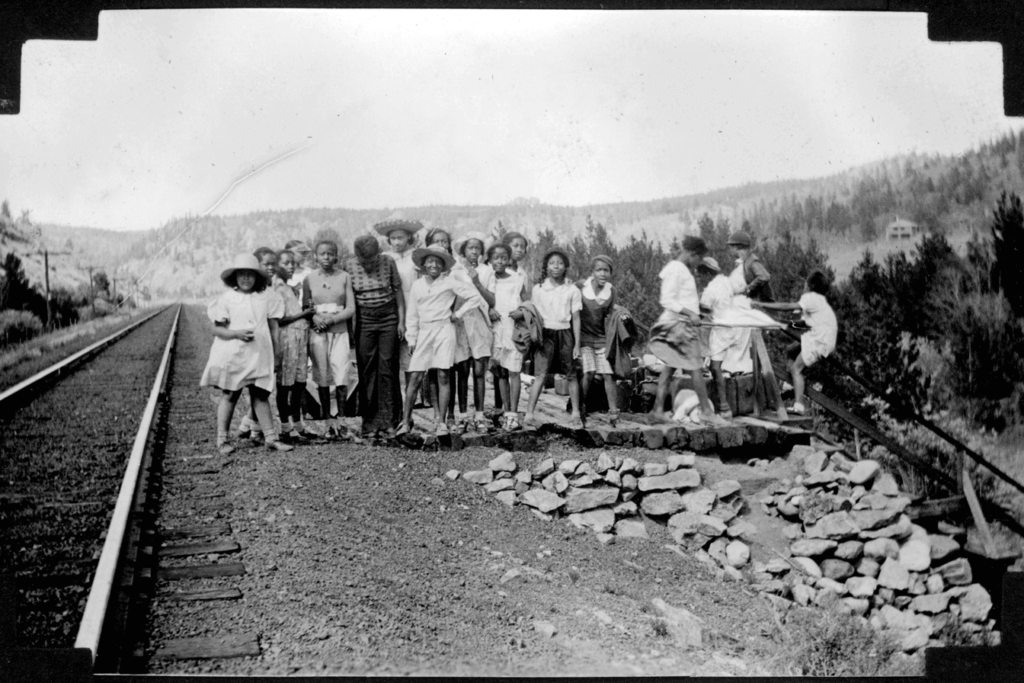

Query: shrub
left=0, top=309, right=43, bottom=347
left=779, top=608, right=909, bottom=677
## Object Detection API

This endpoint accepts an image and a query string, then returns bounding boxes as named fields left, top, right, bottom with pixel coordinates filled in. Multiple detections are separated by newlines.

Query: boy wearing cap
left=727, top=230, right=773, bottom=302
left=650, top=236, right=726, bottom=426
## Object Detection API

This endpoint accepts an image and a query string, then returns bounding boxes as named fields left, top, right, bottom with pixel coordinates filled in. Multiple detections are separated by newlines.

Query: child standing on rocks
left=753, top=269, right=837, bottom=414
left=201, top=253, right=292, bottom=454
left=452, top=232, right=497, bottom=432
left=519, top=248, right=583, bottom=430
left=486, top=243, right=529, bottom=430
left=398, top=246, right=485, bottom=436
left=577, top=254, right=620, bottom=427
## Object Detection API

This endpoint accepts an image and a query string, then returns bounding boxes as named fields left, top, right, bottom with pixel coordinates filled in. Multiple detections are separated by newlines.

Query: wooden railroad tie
left=161, top=523, right=232, bottom=540
left=158, top=587, right=243, bottom=601
left=159, top=539, right=240, bottom=558
left=157, top=562, right=245, bottom=581
left=153, top=633, right=260, bottom=660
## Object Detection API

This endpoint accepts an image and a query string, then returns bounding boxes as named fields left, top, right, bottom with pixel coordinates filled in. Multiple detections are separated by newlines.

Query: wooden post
left=750, top=330, right=762, bottom=418
left=43, top=249, right=52, bottom=328
left=961, top=463, right=998, bottom=557
left=854, top=428, right=861, bottom=460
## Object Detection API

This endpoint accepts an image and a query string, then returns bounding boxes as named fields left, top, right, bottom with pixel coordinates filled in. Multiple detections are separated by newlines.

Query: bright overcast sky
left=0, top=9, right=1019, bottom=231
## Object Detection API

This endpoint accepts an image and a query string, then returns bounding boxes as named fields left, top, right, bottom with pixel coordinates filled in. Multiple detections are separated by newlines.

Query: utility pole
left=86, top=265, right=96, bottom=316
left=35, top=248, right=72, bottom=329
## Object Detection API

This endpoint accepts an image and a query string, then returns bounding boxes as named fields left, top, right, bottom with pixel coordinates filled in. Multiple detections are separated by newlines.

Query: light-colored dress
left=201, top=288, right=284, bottom=392
left=701, top=272, right=753, bottom=374
left=488, top=269, right=526, bottom=372
left=406, top=275, right=484, bottom=372
left=798, top=292, right=838, bottom=366
left=273, top=278, right=309, bottom=386
left=451, top=261, right=494, bottom=360
left=304, top=269, right=355, bottom=392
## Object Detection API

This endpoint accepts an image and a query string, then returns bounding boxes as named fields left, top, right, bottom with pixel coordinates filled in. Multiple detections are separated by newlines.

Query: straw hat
left=453, top=231, right=489, bottom=257
left=412, top=245, right=456, bottom=272
left=220, top=253, right=267, bottom=287
left=373, top=218, right=424, bottom=237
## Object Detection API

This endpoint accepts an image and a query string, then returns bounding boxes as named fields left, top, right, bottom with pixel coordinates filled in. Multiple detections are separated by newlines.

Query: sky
left=0, top=9, right=1020, bottom=232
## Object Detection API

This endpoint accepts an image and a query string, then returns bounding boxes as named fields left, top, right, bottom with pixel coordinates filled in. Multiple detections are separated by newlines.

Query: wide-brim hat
left=701, top=256, right=721, bottom=272
left=727, top=231, right=752, bottom=247
left=373, top=218, right=424, bottom=237
left=453, top=231, right=489, bottom=257
left=542, top=248, right=571, bottom=269
left=412, top=246, right=456, bottom=272
left=220, top=253, right=267, bottom=287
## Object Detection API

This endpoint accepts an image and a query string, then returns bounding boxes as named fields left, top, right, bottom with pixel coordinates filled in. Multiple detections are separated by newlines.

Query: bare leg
left=472, top=358, right=488, bottom=412
left=652, top=365, right=674, bottom=415
left=509, top=372, right=522, bottom=414
left=250, top=388, right=278, bottom=441
left=496, top=368, right=511, bottom=412
left=602, top=374, right=618, bottom=412
left=217, top=389, right=242, bottom=441
left=455, top=359, right=469, bottom=415
left=568, top=374, right=582, bottom=419
left=689, top=370, right=716, bottom=416
left=438, top=369, right=452, bottom=425
left=402, top=371, right=425, bottom=427
left=792, top=356, right=808, bottom=407
left=525, top=355, right=550, bottom=420
left=710, top=360, right=729, bottom=412
left=580, top=371, right=594, bottom=418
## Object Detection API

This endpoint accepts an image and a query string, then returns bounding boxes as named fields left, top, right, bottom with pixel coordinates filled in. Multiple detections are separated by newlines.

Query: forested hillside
left=116, top=129, right=1024, bottom=299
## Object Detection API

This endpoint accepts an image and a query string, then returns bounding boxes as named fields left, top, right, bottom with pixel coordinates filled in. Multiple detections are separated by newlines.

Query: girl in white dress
left=201, top=253, right=292, bottom=454
left=451, top=231, right=496, bottom=432
left=485, top=243, right=530, bottom=430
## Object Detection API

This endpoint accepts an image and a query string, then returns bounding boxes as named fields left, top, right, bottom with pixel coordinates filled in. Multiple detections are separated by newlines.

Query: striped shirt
left=344, top=255, right=402, bottom=309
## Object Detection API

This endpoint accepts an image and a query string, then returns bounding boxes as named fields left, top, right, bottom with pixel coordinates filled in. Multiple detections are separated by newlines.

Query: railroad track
left=1, top=304, right=180, bottom=672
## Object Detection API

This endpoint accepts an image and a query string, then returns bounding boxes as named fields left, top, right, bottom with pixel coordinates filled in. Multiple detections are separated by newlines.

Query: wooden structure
left=885, top=217, right=920, bottom=240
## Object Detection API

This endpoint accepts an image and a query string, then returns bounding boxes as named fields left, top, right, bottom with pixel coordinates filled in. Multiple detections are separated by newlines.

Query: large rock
left=928, top=534, right=960, bottom=563
left=713, top=479, right=742, bottom=499
left=533, top=458, right=556, bottom=478
left=558, top=459, right=582, bottom=475
left=638, top=468, right=701, bottom=492
left=804, top=468, right=843, bottom=487
left=898, top=539, right=931, bottom=572
left=926, top=574, right=945, bottom=594
left=957, top=584, right=993, bottom=622
left=934, top=557, right=973, bottom=586
left=843, top=597, right=871, bottom=617
left=515, top=470, right=533, bottom=484
left=612, top=501, right=637, bottom=516
left=489, top=451, right=517, bottom=472
left=595, top=452, right=615, bottom=474
left=697, top=515, right=729, bottom=537
left=621, top=474, right=638, bottom=491
left=846, top=576, right=878, bottom=598
left=667, top=453, right=696, bottom=470
left=495, top=490, right=517, bottom=507
left=668, top=511, right=703, bottom=534
left=835, top=541, right=864, bottom=561
left=847, top=460, right=881, bottom=485
left=791, top=539, right=838, bottom=557
left=901, top=628, right=930, bottom=653
left=856, top=558, right=880, bottom=578
left=681, top=489, right=717, bottom=515
left=463, top=469, right=494, bottom=485
left=564, top=486, right=619, bottom=513
left=821, top=559, right=855, bottom=581
left=799, top=491, right=837, bottom=526
left=651, top=598, right=702, bottom=648
left=850, top=508, right=902, bottom=531
left=792, top=583, right=816, bottom=606
left=486, top=478, right=516, bottom=493
left=569, top=508, right=616, bottom=533
left=619, top=457, right=640, bottom=474
left=726, top=540, right=750, bottom=568
left=805, top=511, right=860, bottom=540
left=911, top=592, right=952, bottom=614
left=709, top=503, right=737, bottom=523
left=816, top=577, right=847, bottom=595
left=643, top=462, right=669, bottom=477
left=640, top=491, right=686, bottom=516
left=804, top=451, right=829, bottom=475
left=792, top=557, right=822, bottom=579
left=616, top=518, right=650, bottom=539
left=877, top=557, right=911, bottom=590
left=863, top=537, right=900, bottom=560
left=602, top=469, right=622, bottom=487
left=859, top=514, right=912, bottom=540
left=520, top=489, right=565, bottom=513
left=542, top=471, right=570, bottom=494
left=726, top=519, right=758, bottom=540
left=872, top=472, right=900, bottom=496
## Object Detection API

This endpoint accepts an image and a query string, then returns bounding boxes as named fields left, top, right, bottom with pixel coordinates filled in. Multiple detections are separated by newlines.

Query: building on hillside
left=885, top=217, right=921, bottom=240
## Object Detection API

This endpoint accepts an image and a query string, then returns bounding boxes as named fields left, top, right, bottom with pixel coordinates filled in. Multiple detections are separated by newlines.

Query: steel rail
left=73, top=304, right=181, bottom=661
left=0, top=305, right=169, bottom=414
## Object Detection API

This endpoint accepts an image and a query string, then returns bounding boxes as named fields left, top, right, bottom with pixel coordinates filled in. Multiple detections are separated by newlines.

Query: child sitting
left=753, top=269, right=837, bottom=414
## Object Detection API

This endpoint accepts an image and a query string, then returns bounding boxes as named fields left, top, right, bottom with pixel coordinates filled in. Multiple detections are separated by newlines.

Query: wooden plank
left=908, top=496, right=966, bottom=520
left=752, top=331, right=788, bottom=421
left=160, top=539, right=240, bottom=558
left=154, top=633, right=260, bottom=660
left=162, top=523, right=232, bottom=540
left=734, top=416, right=782, bottom=431
left=962, top=467, right=998, bottom=557
left=158, top=562, right=246, bottom=581
left=161, top=587, right=243, bottom=601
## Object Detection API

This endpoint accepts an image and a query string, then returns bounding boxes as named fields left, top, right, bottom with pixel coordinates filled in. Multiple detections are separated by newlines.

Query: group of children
left=200, top=223, right=836, bottom=454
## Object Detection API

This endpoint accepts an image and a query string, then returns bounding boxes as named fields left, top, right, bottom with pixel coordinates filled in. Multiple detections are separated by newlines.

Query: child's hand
left=236, top=329, right=255, bottom=342
left=488, top=309, right=502, bottom=323
left=509, top=310, right=524, bottom=321
left=573, top=345, right=580, bottom=360
left=450, top=313, right=459, bottom=323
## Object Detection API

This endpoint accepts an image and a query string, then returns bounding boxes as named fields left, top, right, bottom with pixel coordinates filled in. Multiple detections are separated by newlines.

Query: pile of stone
left=449, top=451, right=750, bottom=562
left=756, top=448, right=997, bottom=652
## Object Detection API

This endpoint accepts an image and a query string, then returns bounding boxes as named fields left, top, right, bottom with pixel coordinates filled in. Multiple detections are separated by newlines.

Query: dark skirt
left=354, top=301, right=402, bottom=431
